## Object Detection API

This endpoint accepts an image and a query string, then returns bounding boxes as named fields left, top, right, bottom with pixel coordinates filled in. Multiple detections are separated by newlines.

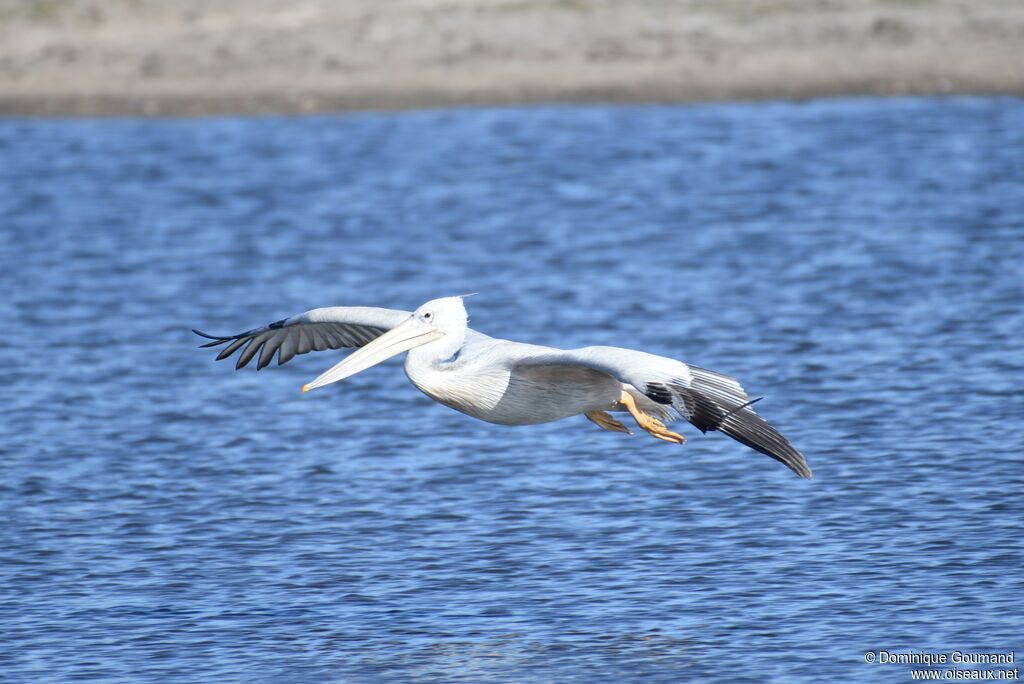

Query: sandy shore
left=1, top=0, right=1022, bottom=116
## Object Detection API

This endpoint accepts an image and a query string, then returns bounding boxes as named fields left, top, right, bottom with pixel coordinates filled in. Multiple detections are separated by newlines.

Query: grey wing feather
left=193, top=306, right=411, bottom=370
left=517, top=346, right=811, bottom=479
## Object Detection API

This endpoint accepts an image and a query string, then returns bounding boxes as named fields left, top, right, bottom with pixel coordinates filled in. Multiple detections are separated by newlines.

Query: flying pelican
left=193, top=296, right=811, bottom=478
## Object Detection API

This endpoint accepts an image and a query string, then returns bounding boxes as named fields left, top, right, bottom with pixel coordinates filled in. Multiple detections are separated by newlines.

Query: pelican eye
left=422, top=312, right=433, bottom=321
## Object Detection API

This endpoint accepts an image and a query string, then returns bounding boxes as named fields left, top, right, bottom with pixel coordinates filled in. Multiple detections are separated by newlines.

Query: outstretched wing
left=516, top=346, right=811, bottom=479
left=193, top=306, right=411, bottom=370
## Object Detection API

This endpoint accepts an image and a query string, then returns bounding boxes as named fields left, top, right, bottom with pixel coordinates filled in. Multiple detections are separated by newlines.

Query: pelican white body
left=195, top=295, right=812, bottom=478
left=405, top=334, right=627, bottom=425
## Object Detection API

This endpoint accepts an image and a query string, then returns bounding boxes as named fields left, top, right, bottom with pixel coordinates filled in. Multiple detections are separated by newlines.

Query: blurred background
left=1, top=0, right=1023, bottom=115
left=2, top=2, right=1022, bottom=683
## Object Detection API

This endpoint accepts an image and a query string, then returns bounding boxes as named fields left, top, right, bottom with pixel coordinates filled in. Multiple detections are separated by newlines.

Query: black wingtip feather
left=193, top=329, right=231, bottom=347
left=719, top=396, right=764, bottom=423
left=718, top=411, right=813, bottom=479
left=672, top=365, right=812, bottom=479
left=256, top=349, right=274, bottom=370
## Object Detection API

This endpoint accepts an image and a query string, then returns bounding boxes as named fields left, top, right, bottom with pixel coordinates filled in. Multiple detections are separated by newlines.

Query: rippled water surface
left=2, top=98, right=1022, bottom=682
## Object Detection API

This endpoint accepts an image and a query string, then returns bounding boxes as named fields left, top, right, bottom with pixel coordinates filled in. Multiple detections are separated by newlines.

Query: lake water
left=2, top=97, right=1022, bottom=682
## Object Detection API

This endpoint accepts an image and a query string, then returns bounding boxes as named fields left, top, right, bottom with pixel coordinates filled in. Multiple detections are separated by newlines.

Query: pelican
left=193, top=296, right=811, bottom=478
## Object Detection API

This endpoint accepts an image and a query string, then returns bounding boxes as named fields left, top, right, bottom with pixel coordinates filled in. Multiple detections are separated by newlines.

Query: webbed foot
left=618, top=391, right=686, bottom=445
left=585, top=410, right=633, bottom=434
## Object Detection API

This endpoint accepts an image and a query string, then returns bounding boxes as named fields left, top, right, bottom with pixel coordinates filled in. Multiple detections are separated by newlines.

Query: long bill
left=301, top=317, right=441, bottom=393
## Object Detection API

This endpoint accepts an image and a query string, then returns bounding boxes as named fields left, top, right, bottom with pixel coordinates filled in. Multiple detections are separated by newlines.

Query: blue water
left=2, top=98, right=1022, bottom=682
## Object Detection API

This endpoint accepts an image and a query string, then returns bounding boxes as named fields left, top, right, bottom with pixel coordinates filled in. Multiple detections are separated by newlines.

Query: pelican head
left=301, top=296, right=468, bottom=392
